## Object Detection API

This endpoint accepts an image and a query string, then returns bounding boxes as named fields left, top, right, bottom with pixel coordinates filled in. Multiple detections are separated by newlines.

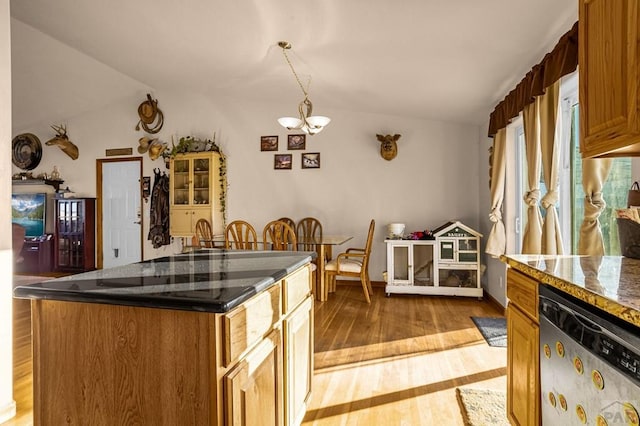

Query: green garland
left=163, top=135, right=228, bottom=228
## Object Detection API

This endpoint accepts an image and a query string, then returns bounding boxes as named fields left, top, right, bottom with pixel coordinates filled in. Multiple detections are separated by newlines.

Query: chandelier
left=277, top=41, right=330, bottom=135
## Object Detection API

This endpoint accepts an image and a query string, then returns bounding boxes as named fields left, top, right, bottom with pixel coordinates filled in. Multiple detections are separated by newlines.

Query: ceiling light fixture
left=277, top=41, right=330, bottom=135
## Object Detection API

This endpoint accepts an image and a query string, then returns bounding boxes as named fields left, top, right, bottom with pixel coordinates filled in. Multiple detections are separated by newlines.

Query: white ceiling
left=10, top=0, right=577, bottom=130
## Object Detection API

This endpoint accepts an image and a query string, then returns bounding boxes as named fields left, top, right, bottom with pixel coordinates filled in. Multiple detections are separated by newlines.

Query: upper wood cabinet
left=169, top=152, right=224, bottom=236
left=579, top=0, right=640, bottom=157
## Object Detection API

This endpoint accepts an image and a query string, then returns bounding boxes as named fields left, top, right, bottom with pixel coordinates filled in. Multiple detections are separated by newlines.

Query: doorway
left=97, top=157, right=143, bottom=269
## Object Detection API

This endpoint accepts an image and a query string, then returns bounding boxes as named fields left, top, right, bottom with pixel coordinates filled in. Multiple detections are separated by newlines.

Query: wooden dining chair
left=225, top=220, right=258, bottom=250
left=296, top=217, right=323, bottom=251
left=325, top=219, right=375, bottom=303
left=263, top=220, right=297, bottom=251
left=195, top=218, right=214, bottom=248
left=277, top=217, right=296, bottom=230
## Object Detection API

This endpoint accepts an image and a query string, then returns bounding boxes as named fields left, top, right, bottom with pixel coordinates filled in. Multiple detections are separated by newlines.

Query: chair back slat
left=195, top=219, right=214, bottom=248
left=225, top=220, right=258, bottom=250
left=263, top=220, right=297, bottom=251
left=296, top=217, right=323, bottom=251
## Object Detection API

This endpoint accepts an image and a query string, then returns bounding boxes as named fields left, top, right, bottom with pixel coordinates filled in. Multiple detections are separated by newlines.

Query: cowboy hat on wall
left=135, top=93, right=164, bottom=134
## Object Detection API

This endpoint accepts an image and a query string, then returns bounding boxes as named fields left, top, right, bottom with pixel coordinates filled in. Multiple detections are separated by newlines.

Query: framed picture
left=301, top=152, right=320, bottom=169
left=260, top=135, right=278, bottom=151
left=274, top=154, right=292, bottom=170
left=287, top=134, right=306, bottom=150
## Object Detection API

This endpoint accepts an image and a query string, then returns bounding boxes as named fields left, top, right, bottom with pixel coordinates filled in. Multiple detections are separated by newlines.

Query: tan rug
left=456, top=388, right=508, bottom=426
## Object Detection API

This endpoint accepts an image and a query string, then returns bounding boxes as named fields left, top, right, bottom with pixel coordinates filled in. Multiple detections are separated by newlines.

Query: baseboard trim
left=483, top=291, right=506, bottom=315
left=335, top=279, right=385, bottom=288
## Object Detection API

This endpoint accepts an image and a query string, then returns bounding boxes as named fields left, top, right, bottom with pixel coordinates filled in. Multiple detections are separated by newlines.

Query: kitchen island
left=501, top=254, right=640, bottom=426
left=14, top=249, right=316, bottom=426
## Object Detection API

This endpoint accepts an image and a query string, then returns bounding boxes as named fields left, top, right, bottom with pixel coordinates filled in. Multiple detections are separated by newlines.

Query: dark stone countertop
left=14, top=250, right=315, bottom=313
left=501, top=255, right=640, bottom=328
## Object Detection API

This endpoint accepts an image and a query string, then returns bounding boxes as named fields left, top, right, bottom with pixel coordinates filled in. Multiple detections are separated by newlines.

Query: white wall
left=14, top=90, right=484, bottom=283
left=10, top=19, right=500, bottom=300
left=1, top=0, right=16, bottom=421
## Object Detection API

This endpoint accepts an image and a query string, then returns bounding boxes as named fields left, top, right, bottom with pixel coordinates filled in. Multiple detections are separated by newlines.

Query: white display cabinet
left=385, top=221, right=483, bottom=299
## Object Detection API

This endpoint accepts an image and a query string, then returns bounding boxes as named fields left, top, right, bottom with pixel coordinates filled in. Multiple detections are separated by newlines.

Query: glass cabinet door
left=439, top=240, right=455, bottom=262
left=172, top=158, right=190, bottom=205
left=413, top=244, right=434, bottom=286
left=193, top=157, right=210, bottom=206
left=391, top=245, right=410, bottom=283
left=457, top=238, right=478, bottom=262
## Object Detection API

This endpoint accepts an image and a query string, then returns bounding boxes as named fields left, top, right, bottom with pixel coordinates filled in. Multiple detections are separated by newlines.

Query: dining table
left=297, top=234, right=353, bottom=301
left=184, top=233, right=353, bottom=302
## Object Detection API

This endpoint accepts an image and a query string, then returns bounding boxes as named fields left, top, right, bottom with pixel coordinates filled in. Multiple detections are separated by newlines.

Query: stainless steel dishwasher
left=539, top=285, right=640, bottom=425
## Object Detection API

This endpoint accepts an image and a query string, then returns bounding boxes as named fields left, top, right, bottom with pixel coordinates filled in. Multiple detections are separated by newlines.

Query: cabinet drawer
left=507, top=269, right=538, bottom=321
left=223, top=283, right=281, bottom=367
left=282, top=266, right=311, bottom=314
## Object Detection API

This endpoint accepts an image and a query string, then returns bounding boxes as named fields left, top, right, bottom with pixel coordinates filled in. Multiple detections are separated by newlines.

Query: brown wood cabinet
left=506, top=268, right=540, bottom=426
left=169, top=152, right=224, bottom=236
left=16, top=238, right=53, bottom=274
left=579, top=0, right=640, bottom=157
left=30, top=264, right=313, bottom=426
left=54, top=198, right=95, bottom=272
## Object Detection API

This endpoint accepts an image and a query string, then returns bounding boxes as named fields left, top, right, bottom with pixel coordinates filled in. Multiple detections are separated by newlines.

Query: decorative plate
left=12, top=133, right=42, bottom=170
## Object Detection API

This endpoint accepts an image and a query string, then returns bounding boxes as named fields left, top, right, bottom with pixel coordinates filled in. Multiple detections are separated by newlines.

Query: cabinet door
left=225, top=328, right=283, bottom=426
left=192, top=155, right=212, bottom=206
left=283, top=297, right=313, bottom=426
left=169, top=207, right=194, bottom=236
left=412, top=243, right=434, bottom=285
left=507, top=304, right=540, bottom=426
left=171, top=157, right=191, bottom=206
left=390, top=244, right=411, bottom=284
left=439, top=239, right=455, bottom=262
left=579, top=0, right=640, bottom=157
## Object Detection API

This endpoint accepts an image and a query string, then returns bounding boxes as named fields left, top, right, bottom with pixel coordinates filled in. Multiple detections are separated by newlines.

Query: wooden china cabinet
left=54, top=197, right=96, bottom=272
left=169, top=152, right=224, bottom=237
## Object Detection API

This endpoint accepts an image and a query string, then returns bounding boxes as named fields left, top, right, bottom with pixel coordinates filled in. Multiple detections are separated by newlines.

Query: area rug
left=471, top=316, right=507, bottom=347
left=456, top=388, right=508, bottom=426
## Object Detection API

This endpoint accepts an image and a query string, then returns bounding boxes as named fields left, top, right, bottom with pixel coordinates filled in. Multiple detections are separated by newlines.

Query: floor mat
left=471, top=316, right=507, bottom=347
left=456, top=387, right=508, bottom=426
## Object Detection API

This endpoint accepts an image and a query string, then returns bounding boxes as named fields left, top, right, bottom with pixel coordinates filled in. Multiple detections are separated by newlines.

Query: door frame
left=96, top=157, right=144, bottom=269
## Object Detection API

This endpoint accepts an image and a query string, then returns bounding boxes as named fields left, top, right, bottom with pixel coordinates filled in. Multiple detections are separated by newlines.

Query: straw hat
left=137, top=94, right=158, bottom=124
left=138, top=137, right=152, bottom=154
left=135, top=94, right=164, bottom=134
left=148, top=140, right=166, bottom=161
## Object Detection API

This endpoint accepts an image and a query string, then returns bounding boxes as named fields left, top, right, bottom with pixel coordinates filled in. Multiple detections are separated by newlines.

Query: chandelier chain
left=282, top=47, right=311, bottom=98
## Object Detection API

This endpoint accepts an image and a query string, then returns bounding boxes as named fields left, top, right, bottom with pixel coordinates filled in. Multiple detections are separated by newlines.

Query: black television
left=11, top=193, right=46, bottom=238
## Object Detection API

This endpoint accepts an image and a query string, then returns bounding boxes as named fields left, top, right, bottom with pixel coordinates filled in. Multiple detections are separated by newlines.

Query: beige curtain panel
left=578, top=158, right=613, bottom=255
left=521, top=102, right=543, bottom=254
left=486, top=128, right=507, bottom=257
left=539, top=81, right=564, bottom=255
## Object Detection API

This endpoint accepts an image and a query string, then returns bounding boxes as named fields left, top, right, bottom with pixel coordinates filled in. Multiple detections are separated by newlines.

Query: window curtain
left=488, top=22, right=578, bottom=138
left=521, top=102, right=543, bottom=254
left=539, top=80, right=564, bottom=254
left=578, top=158, right=613, bottom=255
left=486, top=128, right=506, bottom=257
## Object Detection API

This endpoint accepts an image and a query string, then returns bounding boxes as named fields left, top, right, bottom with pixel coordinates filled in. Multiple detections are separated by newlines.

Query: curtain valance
left=487, top=21, right=578, bottom=137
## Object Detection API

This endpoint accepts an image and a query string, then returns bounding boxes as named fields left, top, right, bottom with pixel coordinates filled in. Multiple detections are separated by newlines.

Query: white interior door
left=101, top=161, right=142, bottom=268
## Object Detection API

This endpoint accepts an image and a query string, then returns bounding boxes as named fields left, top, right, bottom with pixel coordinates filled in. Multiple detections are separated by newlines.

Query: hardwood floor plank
left=9, top=279, right=506, bottom=425
left=303, top=284, right=506, bottom=425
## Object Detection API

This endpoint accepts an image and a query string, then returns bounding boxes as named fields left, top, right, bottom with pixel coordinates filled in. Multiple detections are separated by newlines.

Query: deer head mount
left=376, top=133, right=401, bottom=161
left=45, top=124, right=79, bottom=160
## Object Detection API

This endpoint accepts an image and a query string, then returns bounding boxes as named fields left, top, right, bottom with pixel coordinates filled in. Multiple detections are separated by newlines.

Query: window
left=510, top=72, right=631, bottom=255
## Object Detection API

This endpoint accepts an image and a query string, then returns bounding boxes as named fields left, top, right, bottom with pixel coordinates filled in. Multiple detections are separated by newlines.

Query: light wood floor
left=303, top=285, right=507, bottom=425
left=7, top=282, right=506, bottom=425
